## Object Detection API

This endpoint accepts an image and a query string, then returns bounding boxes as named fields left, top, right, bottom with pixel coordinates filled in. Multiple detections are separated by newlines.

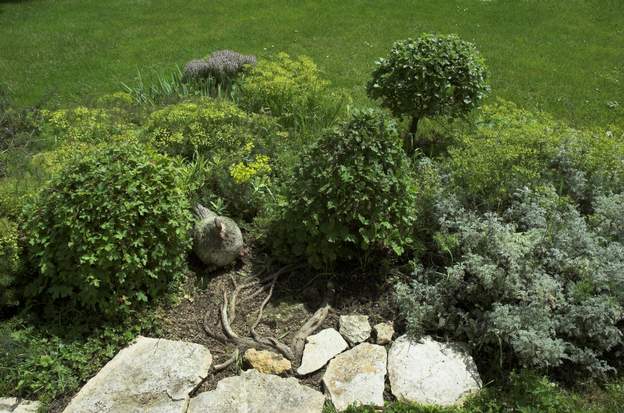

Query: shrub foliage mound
left=239, top=52, right=345, bottom=132
left=144, top=98, right=282, bottom=219
left=447, top=100, right=624, bottom=210
left=396, top=187, right=624, bottom=376
left=272, top=110, right=417, bottom=268
left=22, top=142, right=192, bottom=315
left=0, top=218, right=21, bottom=310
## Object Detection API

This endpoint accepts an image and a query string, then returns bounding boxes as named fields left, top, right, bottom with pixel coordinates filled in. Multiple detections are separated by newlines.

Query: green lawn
left=0, top=0, right=622, bottom=127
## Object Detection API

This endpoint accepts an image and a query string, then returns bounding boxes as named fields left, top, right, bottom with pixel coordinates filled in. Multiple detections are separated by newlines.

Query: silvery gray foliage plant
left=183, top=50, right=256, bottom=83
left=396, top=186, right=624, bottom=376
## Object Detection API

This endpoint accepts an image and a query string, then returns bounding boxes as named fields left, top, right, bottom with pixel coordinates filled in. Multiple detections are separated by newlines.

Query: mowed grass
left=0, top=0, right=622, bottom=127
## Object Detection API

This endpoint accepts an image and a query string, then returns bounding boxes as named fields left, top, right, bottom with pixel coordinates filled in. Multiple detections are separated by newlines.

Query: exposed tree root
left=202, top=264, right=332, bottom=372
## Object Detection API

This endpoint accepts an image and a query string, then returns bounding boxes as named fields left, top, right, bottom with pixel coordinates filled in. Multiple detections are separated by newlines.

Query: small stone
left=373, top=322, right=394, bottom=345
left=322, top=343, right=387, bottom=411
left=0, top=398, right=40, bottom=413
left=388, top=335, right=481, bottom=406
left=339, top=315, right=371, bottom=344
left=297, top=328, right=348, bottom=376
left=188, top=369, right=325, bottom=413
left=63, top=336, right=212, bottom=413
left=244, top=348, right=291, bottom=375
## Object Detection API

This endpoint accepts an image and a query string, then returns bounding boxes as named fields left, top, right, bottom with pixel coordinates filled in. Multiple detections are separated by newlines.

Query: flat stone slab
left=322, top=343, right=387, bottom=411
left=0, top=398, right=40, bottom=413
left=297, top=328, right=348, bottom=376
left=63, top=336, right=212, bottom=413
left=244, top=348, right=291, bottom=375
left=388, top=335, right=481, bottom=406
left=188, top=369, right=325, bottom=413
left=339, top=315, right=371, bottom=345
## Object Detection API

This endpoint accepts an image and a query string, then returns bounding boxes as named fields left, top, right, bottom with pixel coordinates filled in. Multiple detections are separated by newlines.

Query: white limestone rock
left=188, top=369, right=325, bottom=413
left=373, top=322, right=394, bottom=345
left=297, top=328, right=348, bottom=376
left=339, top=315, right=371, bottom=345
left=63, top=336, right=212, bottom=413
left=0, top=398, right=40, bottom=413
left=322, top=343, right=387, bottom=411
left=388, top=335, right=481, bottom=406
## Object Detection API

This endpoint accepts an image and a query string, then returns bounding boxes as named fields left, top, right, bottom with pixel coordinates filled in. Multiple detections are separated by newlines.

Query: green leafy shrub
left=271, top=110, right=417, bottom=268
left=239, top=52, right=347, bottom=133
left=39, top=106, right=132, bottom=144
left=143, top=98, right=284, bottom=219
left=144, top=98, right=269, bottom=158
left=0, top=315, right=157, bottom=404
left=367, top=33, right=489, bottom=141
left=0, top=218, right=21, bottom=310
left=396, top=187, right=624, bottom=376
left=446, top=101, right=624, bottom=210
left=22, top=142, right=192, bottom=316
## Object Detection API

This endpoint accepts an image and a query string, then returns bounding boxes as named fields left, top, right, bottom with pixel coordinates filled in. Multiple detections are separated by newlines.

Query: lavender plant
left=182, top=50, right=256, bottom=85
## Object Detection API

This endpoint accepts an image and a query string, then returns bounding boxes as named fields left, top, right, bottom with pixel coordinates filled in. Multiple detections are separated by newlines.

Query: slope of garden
left=1, top=28, right=624, bottom=413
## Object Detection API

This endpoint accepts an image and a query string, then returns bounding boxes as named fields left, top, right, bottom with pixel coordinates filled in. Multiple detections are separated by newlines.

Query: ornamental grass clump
left=22, top=142, right=193, bottom=316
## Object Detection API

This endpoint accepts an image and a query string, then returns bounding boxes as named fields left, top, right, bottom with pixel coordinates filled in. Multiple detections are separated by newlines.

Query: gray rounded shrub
left=183, top=50, right=256, bottom=83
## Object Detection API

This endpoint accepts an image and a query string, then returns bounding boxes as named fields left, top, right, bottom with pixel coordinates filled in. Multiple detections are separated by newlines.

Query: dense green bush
left=271, top=110, right=417, bottom=268
left=396, top=186, right=624, bottom=376
left=39, top=106, right=133, bottom=144
left=0, top=315, right=157, bottom=404
left=446, top=101, right=624, bottom=210
left=0, top=218, right=21, bottom=310
left=239, top=52, right=347, bottom=133
left=144, top=98, right=272, bottom=158
left=22, top=142, right=192, bottom=315
left=367, top=33, right=489, bottom=141
left=144, top=98, right=284, bottom=219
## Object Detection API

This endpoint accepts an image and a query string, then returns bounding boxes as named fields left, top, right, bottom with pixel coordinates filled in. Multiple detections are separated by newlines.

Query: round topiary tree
left=271, top=109, right=417, bottom=268
left=22, top=142, right=193, bottom=316
left=367, top=33, right=489, bottom=144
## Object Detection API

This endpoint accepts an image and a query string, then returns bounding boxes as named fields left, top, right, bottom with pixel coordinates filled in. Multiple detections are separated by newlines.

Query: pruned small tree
left=367, top=33, right=489, bottom=149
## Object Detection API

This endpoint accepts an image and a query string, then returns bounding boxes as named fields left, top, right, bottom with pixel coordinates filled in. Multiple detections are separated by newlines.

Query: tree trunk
left=409, top=116, right=420, bottom=136
left=406, top=116, right=420, bottom=153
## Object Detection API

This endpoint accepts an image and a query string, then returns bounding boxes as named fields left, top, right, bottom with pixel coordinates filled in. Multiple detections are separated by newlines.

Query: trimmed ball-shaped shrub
left=0, top=218, right=21, bottom=310
left=271, top=110, right=417, bottom=268
left=367, top=33, right=489, bottom=138
left=22, top=142, right=193, bottom=315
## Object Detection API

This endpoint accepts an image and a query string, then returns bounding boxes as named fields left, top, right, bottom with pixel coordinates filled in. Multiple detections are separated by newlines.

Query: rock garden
left=1, top=33, right=624, bottom=413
